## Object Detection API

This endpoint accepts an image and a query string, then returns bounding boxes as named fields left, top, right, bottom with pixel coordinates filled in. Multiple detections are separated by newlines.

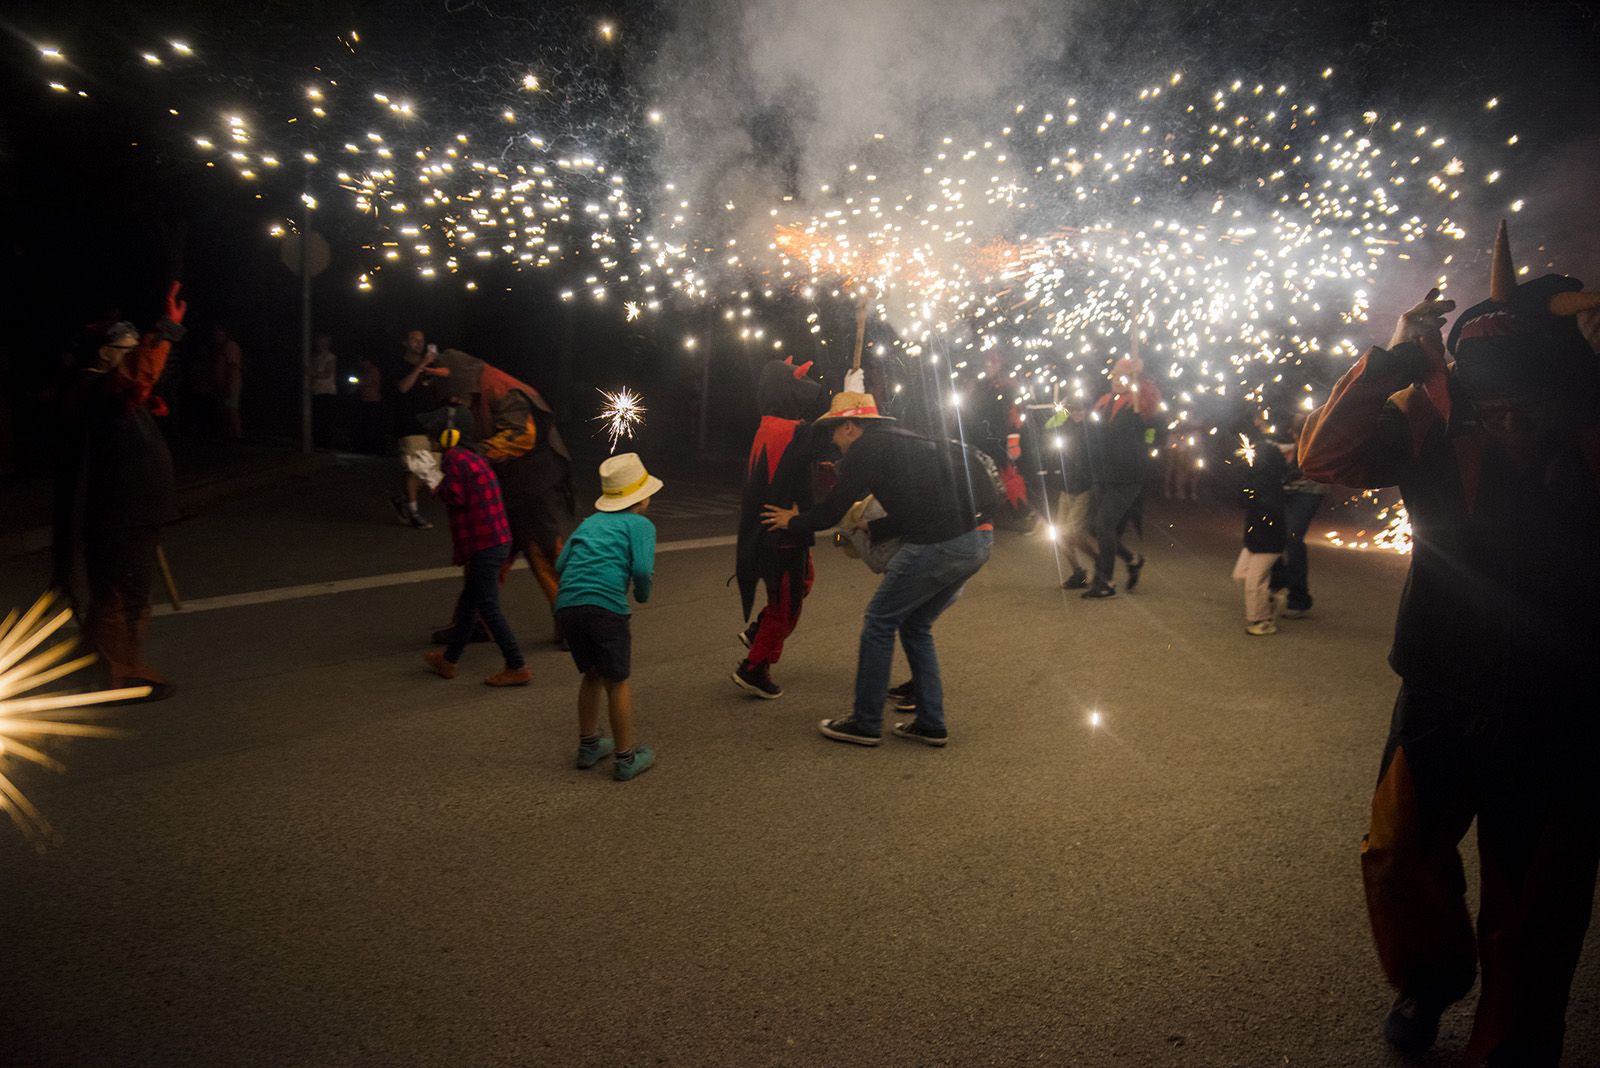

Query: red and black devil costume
left=53, top=283, right=188, bottom=697
left=736, top=357, right=825, bottom=674
left=1300, top=224, right=1600, bottom=1065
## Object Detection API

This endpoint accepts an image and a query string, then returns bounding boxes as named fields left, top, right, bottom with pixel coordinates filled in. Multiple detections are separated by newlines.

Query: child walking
left=1232, top=423, right=1291, bottom=636
left=423, top=428, right=531, bottom=685
left=555, top=453, right=662, bottom=781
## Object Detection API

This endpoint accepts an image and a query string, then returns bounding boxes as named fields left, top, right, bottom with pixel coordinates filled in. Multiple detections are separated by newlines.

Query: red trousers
left=747, top=552, right=813, bottom=666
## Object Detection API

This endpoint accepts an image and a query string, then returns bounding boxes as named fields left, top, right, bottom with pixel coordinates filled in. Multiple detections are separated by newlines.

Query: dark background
left=1, top=0, right=1596, bottom=475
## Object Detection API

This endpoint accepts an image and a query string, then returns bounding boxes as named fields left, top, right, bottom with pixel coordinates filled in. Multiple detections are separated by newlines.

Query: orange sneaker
left=423, top=649, right=457, bottom=679
left=485, top=665, right=532, bottom=687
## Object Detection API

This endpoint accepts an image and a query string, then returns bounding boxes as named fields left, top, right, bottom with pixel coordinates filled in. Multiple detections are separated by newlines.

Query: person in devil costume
left=1300, top=223, right=1600, bottom=1066
left=53, top=283, right=188, bottom=701
left=427, top=350, right=576, bottom=647
left=731, top=357, right=826, bottom=699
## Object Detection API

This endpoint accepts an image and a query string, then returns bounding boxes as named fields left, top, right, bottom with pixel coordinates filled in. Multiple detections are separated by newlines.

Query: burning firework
left=594, top=387, right=646, bottom=451
left=0, top=592, right=144, bottom=844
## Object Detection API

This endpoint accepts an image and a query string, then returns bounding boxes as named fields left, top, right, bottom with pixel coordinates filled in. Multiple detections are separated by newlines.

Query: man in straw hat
left=553, top=452, right=663, bottom=781
left=1300, top=223, right=1600, bottom=1065
left=762, top=391, right=995, bottom=748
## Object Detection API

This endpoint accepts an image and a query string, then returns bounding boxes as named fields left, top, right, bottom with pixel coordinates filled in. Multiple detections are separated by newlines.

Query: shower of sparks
left=594, top=387, right=646, bottom=451
left=0, top=592, right=144, bottom=844
left=1236, top=433, right=1258, bottom=467
left=31, top=27, right=1521, bottom=562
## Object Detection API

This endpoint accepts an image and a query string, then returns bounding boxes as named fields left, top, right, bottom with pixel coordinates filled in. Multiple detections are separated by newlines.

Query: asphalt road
left=2, top=455, right=1597, bottom=1066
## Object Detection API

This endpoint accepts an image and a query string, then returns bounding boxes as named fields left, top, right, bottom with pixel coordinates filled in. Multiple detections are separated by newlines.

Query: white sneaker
left=1245, top=620, right=1278, bottom=636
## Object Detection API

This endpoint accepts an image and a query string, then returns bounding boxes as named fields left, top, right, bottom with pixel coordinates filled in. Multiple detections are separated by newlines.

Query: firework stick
left=155, top=544, right=182, bottom=612
left=851, top=292, right=869, bottom=372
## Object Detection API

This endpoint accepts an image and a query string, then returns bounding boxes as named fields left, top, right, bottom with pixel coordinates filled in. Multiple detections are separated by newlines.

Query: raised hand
left=1388, top=287, right=1455, bottom=350
left=163, top=281, right=188, bottom=323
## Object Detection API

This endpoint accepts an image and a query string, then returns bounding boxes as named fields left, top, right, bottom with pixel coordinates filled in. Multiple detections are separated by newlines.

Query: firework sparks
left=0, top=592, right=144, bottom=844
left=1236, top=432, right=1258, bottom=467
left=594, top=387, right=646, bottom=451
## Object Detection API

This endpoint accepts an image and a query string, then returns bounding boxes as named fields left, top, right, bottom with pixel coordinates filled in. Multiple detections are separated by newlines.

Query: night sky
left=1, top=0, right=1596, bottom=464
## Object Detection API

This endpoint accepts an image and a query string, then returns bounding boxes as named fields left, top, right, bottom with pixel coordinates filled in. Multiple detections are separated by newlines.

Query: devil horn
left=1549, top=291, right=1600, bottom=317
left=1491, top=219, right=1517, bottom=303
left=792, top=360, right=814, bottom=379
left=783, top=356, right=794, bottom=365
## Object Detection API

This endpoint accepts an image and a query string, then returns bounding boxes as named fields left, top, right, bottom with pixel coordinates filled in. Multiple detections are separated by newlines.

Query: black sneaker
left=1081, top=582, right=1116, bottom=599
left=1062, top=569, right=1089, bottom=590
left=732, top=661, right=782, bottom=699
left=737, top=621, right=758, bottom=649
left=885, top=680, right=916, bottom=711
left=390, top=495, right=411, bottom=523
left=1383, top=993, right=1448, bottom=1054
left=818, top=717, right=881, bottom=746
left=892, top=720, right=948, bottom=747
left=1125, top=554, right=1145, bottom=591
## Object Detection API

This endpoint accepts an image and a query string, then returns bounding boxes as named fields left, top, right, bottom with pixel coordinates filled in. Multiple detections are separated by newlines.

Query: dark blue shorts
left=555, top=604, right=632, bottom=681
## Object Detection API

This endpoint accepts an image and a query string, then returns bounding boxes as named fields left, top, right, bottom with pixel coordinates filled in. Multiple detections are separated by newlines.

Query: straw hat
left=594, top=452, right=664, bottom=512
left=814, top=391, right=893, bottom=422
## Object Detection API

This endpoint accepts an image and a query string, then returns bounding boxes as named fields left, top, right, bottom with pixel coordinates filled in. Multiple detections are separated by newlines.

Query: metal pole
left=299, top=208, right=313, bottom=454
left=697, top=329, right=712, bottom=457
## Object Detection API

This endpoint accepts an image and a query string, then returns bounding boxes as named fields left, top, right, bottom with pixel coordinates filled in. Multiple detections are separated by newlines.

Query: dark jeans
left=445, top=543, right=523, bottom=668
left=852, top=528, right=992, bottom=733
left=1269, top=490, right=1324, bottom=609
left=1090, top=482, right=1143, bottom=585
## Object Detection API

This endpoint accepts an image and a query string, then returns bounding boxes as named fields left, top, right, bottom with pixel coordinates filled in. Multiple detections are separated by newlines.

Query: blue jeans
left=1270, top=490, right=1324, bottom=610
left=445, top=543, right=524, bottom=668
left=852, top=528, right=992, bottom=734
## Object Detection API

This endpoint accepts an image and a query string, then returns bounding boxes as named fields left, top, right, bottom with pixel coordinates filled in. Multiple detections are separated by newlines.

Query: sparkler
left=0, top=592, right=144, bottom=844
left=594, top=387, right=645, bottom=452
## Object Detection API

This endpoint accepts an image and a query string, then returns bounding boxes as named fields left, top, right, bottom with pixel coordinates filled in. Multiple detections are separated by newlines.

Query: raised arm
left=1299, top=292, right=1454, bottom=489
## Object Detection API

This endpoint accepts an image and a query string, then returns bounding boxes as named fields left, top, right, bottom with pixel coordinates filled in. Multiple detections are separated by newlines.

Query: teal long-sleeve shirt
left=554, top=510, right=655, bottom=616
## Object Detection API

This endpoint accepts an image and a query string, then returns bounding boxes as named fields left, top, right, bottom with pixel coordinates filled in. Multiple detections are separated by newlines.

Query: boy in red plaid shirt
left=423, top=429, right=530, bottom=685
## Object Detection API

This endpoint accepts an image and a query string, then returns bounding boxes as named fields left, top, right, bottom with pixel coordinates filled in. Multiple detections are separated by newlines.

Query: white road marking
left=152, top=534, right=737, bottom=616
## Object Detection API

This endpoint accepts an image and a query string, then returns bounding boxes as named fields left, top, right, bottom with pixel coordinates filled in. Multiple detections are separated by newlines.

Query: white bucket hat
left=594, top=452, right=664, bottom=512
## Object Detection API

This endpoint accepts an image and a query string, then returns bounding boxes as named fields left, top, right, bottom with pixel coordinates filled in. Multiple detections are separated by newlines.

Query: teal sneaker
left=576, top=737, right=616, bottom=769
left=613, top=745, right=655, bottom=781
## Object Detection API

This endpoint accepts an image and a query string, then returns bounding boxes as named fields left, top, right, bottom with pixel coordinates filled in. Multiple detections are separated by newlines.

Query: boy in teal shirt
left=555, top=453, right=663, bottom=781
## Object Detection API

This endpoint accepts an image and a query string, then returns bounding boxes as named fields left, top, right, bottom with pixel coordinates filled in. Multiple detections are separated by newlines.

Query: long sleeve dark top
left=787, top=425, right=981, bottom=545
left=1300, top=341, right=1600, bottom=703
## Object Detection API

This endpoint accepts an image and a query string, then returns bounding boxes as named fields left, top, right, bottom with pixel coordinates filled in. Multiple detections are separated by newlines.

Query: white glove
left=844, top=368, right=866, bottom=393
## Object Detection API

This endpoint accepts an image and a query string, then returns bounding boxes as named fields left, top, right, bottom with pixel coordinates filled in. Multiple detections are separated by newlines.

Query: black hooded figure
left=731, top=357, right=825, bottom=697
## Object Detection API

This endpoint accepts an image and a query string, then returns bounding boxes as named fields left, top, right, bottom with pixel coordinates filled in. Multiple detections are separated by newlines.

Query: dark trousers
left=444, top=543, right=523, bottom=668
left=83, top=525, right=161, bottom=683
left=1269, top=490, right=1323, bottom=609
left=1089, top=482, right=1142, bottom=585
left=1362, top=684, right=1600, bottom=1066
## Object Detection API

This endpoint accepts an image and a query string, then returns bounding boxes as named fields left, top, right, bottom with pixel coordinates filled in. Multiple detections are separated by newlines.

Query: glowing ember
left=594, top=387, right=646, bottom=451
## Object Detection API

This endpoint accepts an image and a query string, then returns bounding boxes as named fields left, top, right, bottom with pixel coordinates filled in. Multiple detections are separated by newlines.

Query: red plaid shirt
left=438, top=447, right=511, bottom=563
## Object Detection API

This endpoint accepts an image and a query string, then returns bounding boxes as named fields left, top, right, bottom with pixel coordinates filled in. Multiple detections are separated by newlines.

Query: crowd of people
left=44, top=219, right=1600, bottom=1064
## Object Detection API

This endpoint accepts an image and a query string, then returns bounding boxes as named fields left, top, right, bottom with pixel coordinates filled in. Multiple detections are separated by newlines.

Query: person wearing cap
left=52, top=283, right=188, bottom=701
left=1300, top=223, right=1600, bottom=1064
left=421, top=427, right=530, bottom=687
left=762, top=392, right=996, bottom=748
left=553, top=453, right=663, bottom=781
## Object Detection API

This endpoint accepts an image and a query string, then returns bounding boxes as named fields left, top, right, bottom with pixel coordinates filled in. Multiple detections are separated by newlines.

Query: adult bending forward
left=762, top=392, right=995, bottom=748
